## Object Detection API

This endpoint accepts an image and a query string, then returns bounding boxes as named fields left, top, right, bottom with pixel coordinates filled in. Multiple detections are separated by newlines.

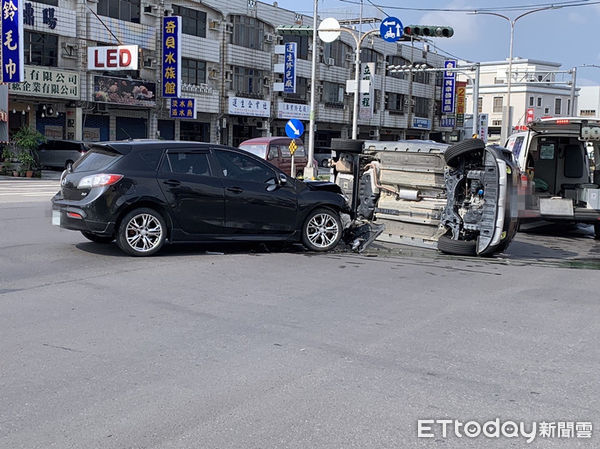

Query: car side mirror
left=278, top=173, right=288, bottom=185
left=266, top=177, right=278, bottom=192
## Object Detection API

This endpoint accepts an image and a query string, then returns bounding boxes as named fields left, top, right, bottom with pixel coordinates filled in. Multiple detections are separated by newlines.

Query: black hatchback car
left=51, top=141, right=350, bottom=256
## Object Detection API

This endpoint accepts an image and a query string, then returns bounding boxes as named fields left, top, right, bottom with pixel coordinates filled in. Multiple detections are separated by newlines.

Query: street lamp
left=473, top=6, right=557, bottom=143
left=317, top=21, right=379, bottom=140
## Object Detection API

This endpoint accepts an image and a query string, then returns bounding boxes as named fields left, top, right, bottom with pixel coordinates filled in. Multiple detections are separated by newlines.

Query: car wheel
left=330, top=138, right=364, bottom=153
left=65, top=160, right=74, bottom=171
left=320, top=159, right=330, bottom=167
left=437, top=235, right=477, bottom=256
left=116, top=208, right=166, bottom=256
left=302, top=208, right=342, bottom=252
left=444, top=138, right=485, bottom=167
left=81, top=231, right=114, bottom=243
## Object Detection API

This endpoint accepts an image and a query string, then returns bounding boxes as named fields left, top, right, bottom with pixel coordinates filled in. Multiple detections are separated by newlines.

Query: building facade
left=577, top=86, right=600, bottom=118
left=8, top=0, right=454, bottom=146
left=464, top=58, right=577, bottom=141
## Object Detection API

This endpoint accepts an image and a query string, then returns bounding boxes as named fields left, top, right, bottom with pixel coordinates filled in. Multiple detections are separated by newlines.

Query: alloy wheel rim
left=125, top=214, right=163, bottom=252
left=307, top=213, right=339, bottom=248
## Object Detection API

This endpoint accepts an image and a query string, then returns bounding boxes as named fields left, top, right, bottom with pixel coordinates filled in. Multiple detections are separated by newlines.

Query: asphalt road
left=1, top=179, right=600, bottom=448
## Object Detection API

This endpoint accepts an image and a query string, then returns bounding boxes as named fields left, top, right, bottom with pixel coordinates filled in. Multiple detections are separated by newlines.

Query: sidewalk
left=0, top=170, right=61, bottom=181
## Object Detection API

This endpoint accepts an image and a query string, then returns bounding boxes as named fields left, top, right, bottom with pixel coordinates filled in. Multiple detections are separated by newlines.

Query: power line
left=338, top=0, right=600, bottom=12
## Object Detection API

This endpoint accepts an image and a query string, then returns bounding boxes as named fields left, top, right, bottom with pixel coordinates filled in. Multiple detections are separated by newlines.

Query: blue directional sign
left=285, top=119, right=304, bottom=139
left=380, top=16, right=403, bottom=42
left=442, top=59, right=457, bottom=114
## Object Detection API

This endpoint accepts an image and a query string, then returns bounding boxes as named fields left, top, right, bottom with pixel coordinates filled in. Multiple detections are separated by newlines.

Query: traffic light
left=403, top=25, right=454, bottom=38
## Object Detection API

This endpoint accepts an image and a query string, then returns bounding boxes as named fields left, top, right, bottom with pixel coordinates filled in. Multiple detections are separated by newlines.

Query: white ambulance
left=505, top=117, right=600, bottom=238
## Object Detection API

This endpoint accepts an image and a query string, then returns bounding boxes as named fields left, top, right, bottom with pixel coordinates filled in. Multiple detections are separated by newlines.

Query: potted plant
left=11, top=126, right=44, bottom=178
left=17, top=150, right=36, bottom=177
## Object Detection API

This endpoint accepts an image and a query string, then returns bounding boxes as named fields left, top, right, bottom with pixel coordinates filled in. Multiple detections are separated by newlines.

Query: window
left=477, top=97, right=483, bottom=114
left=385, top=92, right=404, bottom=113
left=512, top=136, right=525, bottom=159
left=568, top=99, right=572, bottom=115
left=323, top=40, right=351, bottom=68
left=233, top=66, right=263, bottom=96
left=73, top=149, right=121, bottom=173
left=544, top=107, right=550, bottom=114
left=172, top=5, right=206, bottom=38
left=554, top=98, right=562, bottom=115
left=283, top=76, right=308, bottom=101
left=493, top=96, right=503, bottom=113
left=412, top=70, right=430, bottom=84
left=231, top=15, right=265, bottom=50
left=282, top=35, right=309, bottom=60
left=24, top=32, right=58, bottom=66
left=537, top=97, right=542, bottom=107
left=182, top=58, right=206, bottom=85
left=322, top=81, right=344, bottom=106
left=97, top=0, right=140, bottom=23
left=529, top=96, right=534, bottom=107
left=413, top=97, right=430, bottom=117
left=386, top=55, right=408, bottom=79
left=360, top=48, right=380, bottom=74
left=214, top=150, right=274, bottom=183
left=162, top=152, right=211, bottom=176
left=281, top=144, right=305, bottom=157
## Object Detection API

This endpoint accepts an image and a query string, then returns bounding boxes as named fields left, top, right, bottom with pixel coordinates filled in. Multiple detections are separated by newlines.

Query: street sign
left=289, top=140, right=298, bottom=156
left=380, top=16, right=403, bottom=42
left=285, top=119, right=304, bottom=138
left=318, top=17, right=341, bottom=43
left=442, top=59, right=457, bottom=114
left=283, top=42, right=297, bottom=94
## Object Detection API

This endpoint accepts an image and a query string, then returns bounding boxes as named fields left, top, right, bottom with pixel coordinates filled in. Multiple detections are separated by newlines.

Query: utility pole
left=304, top=0, right=319, bottom=179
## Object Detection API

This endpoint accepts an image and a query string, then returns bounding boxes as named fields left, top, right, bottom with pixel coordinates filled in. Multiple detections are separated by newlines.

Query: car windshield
left=72, top=148, right=121, bottom=172
left=239, top=144, right=267, bottom=159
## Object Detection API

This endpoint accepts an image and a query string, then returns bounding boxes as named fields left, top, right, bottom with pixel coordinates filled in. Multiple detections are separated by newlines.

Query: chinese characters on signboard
left=479, top=113, right=488, bottom=143
left=412, top=117, right=431, bottom=129
left=440, top=117, right=455, bottom=128
left=455, top=80, right=466, bottom=127
left=9, top=66, right=79, bottom=99
left=228, top=97, right=270, bottom=117
left=442, top=59, right=456, bottom=114
left=283, top=42, right=296, bottom=94
left=2, top=0, right=25, bottom=83
left=162, top=16, right=181, bottom=98
left=277, top=101, right=310, bottom=120
left=359, top=62, right=375, bottom=120
left=23, top=2, right=57, bottom=29
left=169, top=98, right=197, bottom=119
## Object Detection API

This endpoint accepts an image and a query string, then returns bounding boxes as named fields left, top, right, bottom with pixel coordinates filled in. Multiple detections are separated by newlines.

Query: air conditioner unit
left=327, top=57, right=335, bottom=66
left=225, top=70, right=233, bottom=82
left=345, top=53, right=353, bottom=62
left=143, top=4, right=158, bottom=15
left=209, top=20, right=220, bottom=31
left=61, top=43, right=78, bottom=59
left=163, top=8, right=172, bottom=15
left=263, top=77, right=270, bottom=87
left=225, top=23, right=233, bottom=33
left=95, top=103, right=107, bottom=112
left=264, top=33, right=274, bottom=43
left=143, top=58, right=155, bottom=68
left=208, top=68, right=219, bottom=80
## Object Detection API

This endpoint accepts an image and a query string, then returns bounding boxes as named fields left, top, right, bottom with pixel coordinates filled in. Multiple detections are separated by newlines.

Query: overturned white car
left=330, top=138, right=520, bottom=256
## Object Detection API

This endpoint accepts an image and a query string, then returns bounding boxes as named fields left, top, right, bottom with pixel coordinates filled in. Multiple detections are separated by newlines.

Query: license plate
left=52, top=210, right=61, bottom=226
left=539, top=198, right=574, bottom=217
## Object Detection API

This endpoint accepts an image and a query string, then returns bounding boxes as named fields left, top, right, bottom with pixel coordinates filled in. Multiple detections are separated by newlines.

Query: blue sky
left=272, top=0, right=600, bottom=86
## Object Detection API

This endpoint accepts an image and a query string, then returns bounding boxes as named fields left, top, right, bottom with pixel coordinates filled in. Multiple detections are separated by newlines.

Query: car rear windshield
left=72, top=148, right=121, bottom=172
left=239, top=144, right=267, bottom=159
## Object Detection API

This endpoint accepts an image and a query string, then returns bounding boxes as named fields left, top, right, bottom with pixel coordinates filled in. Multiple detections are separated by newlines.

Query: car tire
left=444, top=138, right=485, bottom=167
left=81, top=231, right=114, bottom=243
left=330, top=138, right=364, bottom=154
left=116, top=208, right=167, bottom=256
left=320, top=158, right=330, bottom=168
left=437, top=235, right=477, bottom=256
left=302, top=208, right=343, bottom=252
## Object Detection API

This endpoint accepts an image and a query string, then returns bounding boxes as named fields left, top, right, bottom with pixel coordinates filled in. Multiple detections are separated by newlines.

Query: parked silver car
left=37, top=140, right=89, bottom=170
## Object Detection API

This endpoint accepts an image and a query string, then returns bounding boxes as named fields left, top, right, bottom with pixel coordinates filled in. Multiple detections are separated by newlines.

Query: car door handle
left=226, top=187, right=244, bottom=194
left=163, top=179, right=181, bottom=187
